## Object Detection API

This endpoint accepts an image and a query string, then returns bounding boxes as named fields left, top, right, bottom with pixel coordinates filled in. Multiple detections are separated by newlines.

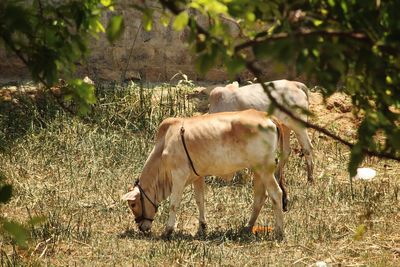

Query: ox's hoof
left=161, top=227, right=174, bottom=239
left=274, top=230, right=285, bottom=242
left=240, top=226, right=253, bottom=235
left=282, top=197, right=289, bottom=212
left=196, top=222, right=207, bottom=238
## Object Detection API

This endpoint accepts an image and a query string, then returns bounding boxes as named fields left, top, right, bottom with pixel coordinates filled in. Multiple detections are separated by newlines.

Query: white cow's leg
left=275, top=125, right=290, bottom=211
left=263, top=166, right=284, bottom=240
left=275, top=125, right=291, bottom=179
left=293, top=128, right=314, bottom=183
left=219, top=172, right=236, bottom=181
left=193, top=177, right=207, bottom=235
left=247, top=172, right=267, bottom=228
left=163, top=173, right=187, bottom=237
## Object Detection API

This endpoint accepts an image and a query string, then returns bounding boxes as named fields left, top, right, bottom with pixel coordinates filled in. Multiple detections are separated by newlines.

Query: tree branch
left=235, top=29, right=371, bottom=53
left=246, top=61, right=400, bottom=162
left=156, top=1, right=400, bottom=162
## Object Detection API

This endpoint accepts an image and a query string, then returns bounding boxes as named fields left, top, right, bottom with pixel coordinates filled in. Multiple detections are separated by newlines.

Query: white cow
left=122, top=110, right=285, bottom=240
left=209, top=80, right=314, bottom=183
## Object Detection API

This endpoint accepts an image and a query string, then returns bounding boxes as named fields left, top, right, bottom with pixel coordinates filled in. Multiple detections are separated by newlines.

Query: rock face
left=0, top=3, right=295, bottom=83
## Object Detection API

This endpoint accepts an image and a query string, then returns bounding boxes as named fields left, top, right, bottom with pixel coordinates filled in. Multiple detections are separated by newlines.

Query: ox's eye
left=130, top=203, right=135, bottom=208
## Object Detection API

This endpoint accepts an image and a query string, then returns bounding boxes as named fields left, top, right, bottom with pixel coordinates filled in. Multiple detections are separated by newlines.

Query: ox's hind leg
left=193, top=177, right=207, bottom=236
left=258, top=165, right=284, bottom=240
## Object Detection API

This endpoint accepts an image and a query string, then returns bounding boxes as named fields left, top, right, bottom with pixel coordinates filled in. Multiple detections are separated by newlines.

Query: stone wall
left=0, top=3, right=295, bottom=83
left=86, top=7, right=208, bottom=82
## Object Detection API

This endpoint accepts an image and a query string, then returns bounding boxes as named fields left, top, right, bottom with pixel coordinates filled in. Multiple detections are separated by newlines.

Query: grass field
left=0, top=81, right=399, bottom=266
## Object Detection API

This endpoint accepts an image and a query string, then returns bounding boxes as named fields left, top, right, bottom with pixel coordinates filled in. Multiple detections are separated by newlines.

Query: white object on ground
left=315, top=261, right=328, bottom=267
left=353, top=167, right=377, bottom=181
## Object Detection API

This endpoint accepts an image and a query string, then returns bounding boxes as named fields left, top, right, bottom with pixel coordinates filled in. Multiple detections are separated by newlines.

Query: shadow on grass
left=0, top=91, right=62, bottom=151
left=205, top=173, right=252, bottom=188
left=118, top=227, right=276, bottom=244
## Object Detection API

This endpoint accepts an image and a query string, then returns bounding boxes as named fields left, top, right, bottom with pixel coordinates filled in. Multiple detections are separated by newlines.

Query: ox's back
left=209, top=80, right=309, bottom=122
left=161, top=110, right=278, bottom=177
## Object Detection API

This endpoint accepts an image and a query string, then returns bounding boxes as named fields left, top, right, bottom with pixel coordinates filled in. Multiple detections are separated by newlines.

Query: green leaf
left=95, top=20, right=106, bottom=33
left=106, top=15, right=124, bottom=43
left=327, top=0, right=335, bottom=7
left=101, top=0, right=112, bottom=7
left=142, top=12, right=153, bottom=31
left=0, top=185, right=12, bottom=203
left=313, top=19, right=323, bottom=26
left=340, top=1, right=348, bottom=13
left=160, top=12, right=171, bottom=27
left=353, top=224, right=366, bottom=241
left=205, top=1, right=228, bottom=15
left=173, top=11, right=189, bottom=31
left=246, top=12, right=255, bottom=22
left=72, top=80, right=96, bottom=101
left=2, top=221, right=29, bottom=247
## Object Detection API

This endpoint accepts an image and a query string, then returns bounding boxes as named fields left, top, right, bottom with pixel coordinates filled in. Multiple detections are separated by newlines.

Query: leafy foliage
left=137, top=0, right=400, bottom=175
left=107, top=15, right=124, bottom=43
left=0, top=172, right=12, bottom=204
left=0, top=0, right=124, bottom=115
left=0, top=0, right=125, bottom=248
left=0, top=173, right=48, bottom=248
left=0, top=172, right=28, bottom=247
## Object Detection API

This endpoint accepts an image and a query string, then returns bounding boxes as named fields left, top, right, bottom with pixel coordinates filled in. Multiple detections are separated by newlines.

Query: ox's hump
left=156, top=117, right=182, bottom=140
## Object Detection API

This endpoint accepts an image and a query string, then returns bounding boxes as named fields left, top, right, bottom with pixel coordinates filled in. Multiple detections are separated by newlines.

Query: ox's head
left=210, top=81, right=239, bottom=95
left=121, top=184, right=157, bottom=232
left=209, top=82, right=240, bottom=113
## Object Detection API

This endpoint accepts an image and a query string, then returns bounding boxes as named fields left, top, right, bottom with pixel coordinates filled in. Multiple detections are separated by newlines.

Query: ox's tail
left=271, top=117, right=288, bottom=212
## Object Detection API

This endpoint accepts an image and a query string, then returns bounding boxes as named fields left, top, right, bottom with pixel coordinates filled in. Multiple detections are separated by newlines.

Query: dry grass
left=0, top=82, right=399, bottom=266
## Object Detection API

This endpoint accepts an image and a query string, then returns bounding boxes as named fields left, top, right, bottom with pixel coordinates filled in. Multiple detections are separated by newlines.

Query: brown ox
left=209, top=80, right=314, bottom=183
left=122, top=110, right=285, bottom=240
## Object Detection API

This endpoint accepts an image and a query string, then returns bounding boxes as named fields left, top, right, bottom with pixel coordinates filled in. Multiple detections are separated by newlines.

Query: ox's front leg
left=247, top=173, right=268, bottom=229
left=193, top=177, right=207, bottom=236
left=163, top=174, right=187, bottom=238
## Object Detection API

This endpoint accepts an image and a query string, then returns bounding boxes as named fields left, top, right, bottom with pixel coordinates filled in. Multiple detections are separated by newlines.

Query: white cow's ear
left=226, top=82, right=239, bottom=90
left=231, top=81, right=239, bottom=88
left=121, top=190, right=137, bottom=201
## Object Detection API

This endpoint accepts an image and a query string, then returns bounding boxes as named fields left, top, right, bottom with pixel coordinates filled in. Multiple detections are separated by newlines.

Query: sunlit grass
left=0, top=82, right=399, bottom=266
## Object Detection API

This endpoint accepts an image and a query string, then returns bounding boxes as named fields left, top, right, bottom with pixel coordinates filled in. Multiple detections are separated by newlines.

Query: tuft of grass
left=0, top=82, right=399, bottom=266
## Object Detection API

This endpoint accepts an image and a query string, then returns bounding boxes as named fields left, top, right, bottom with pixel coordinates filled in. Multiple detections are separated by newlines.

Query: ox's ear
left=127, top=184, right=135, bottom=191
left=121, top=187, right=140, bottom=201
left=226, top=81, right=239, bottom=90
left=231, top=81, right=239, bottom=88
left=121, top=191, right=136, bottom=201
